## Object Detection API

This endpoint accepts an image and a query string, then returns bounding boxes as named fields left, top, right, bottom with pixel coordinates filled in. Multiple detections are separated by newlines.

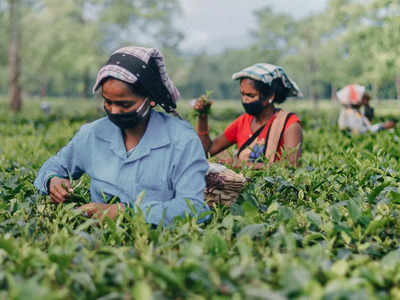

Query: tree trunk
left=40, top=79, right=49, bottom=98
left=82, top=67, right=91, bottom=98
left=8, top=0, right=22, bottom=112
left=396, top=73, right=400, bottom=101
left=309, top=85, right=318, bottom=108
left=307, top=55, right=318, bottom=108
left=372, top=83, right=378, bottom=101
left=330, top=84, right=336, bottom=102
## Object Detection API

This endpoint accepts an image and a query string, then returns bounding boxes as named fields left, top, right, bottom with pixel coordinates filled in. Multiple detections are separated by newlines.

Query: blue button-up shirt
left=34, top=111, right=210, bottom=225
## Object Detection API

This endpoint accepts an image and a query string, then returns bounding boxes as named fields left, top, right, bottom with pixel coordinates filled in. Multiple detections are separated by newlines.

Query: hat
left=336, top=84, right=366, bottom=106
left=232, top=63, right=303, bottom=98
left=93, top=46, right=180, bottom=113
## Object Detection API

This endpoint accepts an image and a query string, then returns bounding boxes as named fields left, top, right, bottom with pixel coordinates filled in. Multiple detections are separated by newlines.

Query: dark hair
left=127, top=81, right=148, bottom=98
left=362, top=92, right=371, bottom=101
left=100, top=77, right=149, bottom=98
left=242, top=77, right=289, bottom=104
left=101, top=57, right=163, bottom=100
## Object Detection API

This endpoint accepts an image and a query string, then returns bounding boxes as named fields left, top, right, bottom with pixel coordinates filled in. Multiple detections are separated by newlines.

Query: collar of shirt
left=94, top=110, right=171, bottom=162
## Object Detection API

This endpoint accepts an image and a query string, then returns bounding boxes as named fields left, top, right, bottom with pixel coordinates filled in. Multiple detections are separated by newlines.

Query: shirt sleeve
left=224, top=117, right=240, bottom=143
left=34, top=126, right=87, bottom=194
left=369, top=123, right=385, bottom=133
left=140, top=136, right=210, bottom=225
left=338, top=109, right=348, bottom=130
left=284, top=113, right=301, bottom=130
left=346, top=109, right=371, bottom=134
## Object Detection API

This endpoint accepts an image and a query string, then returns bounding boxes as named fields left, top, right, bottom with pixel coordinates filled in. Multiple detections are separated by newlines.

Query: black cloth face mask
left=242, top=99, right=265, bottom=116
left=105, top=98, right=151, bottom=129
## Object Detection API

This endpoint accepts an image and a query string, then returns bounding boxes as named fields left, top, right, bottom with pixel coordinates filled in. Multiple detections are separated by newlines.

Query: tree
left=367, top=0, right=400, bottom=100
left=8, top=0, right=22, bottom=112
left=252, top=7, right=295, bottom=63
left=0, top=5, right=8, bottom=94
left=250, top=0, right=400, bottom=101
left=336, top=0, right=400, bottom=99
left=6, top=0, right=182, bottom=99
left=252, top=6, right=328, bottom=103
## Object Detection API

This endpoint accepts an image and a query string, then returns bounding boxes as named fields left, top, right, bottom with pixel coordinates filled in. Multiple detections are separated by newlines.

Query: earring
left=268, top=97, right=274, bottom=104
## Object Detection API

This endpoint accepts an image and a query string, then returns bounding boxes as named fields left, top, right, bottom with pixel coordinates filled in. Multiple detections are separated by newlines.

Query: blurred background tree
left=8, top=0, right=22, bottom=112
left=1, top=0, right=182, bottom=107
left=0, top=0, right=399, bottom=111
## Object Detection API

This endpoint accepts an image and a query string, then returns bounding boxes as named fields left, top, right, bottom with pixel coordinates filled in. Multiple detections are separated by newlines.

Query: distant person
left=34, top=46, right=210, bottom=225
left=192, top=63, right=303, bottom=168
left=337, top=84, right=395, bottom=134
left=361, top=92, right=374, bottom=122
left=40, top=101, right=51, bottom=115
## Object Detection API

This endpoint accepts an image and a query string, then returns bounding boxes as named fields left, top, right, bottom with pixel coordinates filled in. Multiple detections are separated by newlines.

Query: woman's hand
left=191, top=97, right=213, bottom=118
left=78, top=203, right=124, bottom=220
left=217, top=154, right=242, bottom=169
left=49, top=177, right=73, bottom=203
left=384, top=120, right=395, bottom=129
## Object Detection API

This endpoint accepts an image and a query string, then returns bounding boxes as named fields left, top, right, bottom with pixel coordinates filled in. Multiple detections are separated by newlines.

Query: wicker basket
left=205, top=162, right=247, bottom=207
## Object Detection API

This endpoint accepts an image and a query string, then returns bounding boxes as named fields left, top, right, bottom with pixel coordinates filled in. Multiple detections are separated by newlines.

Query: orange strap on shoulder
left=265, top=110, right=292, bottom=163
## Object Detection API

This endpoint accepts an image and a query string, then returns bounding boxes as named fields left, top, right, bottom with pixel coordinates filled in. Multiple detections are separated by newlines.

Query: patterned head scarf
left=336, top=84, right=366, bottom=106
left=93, top=46, right=180, bottom=113
left=232, top=63, right=303, bottom=98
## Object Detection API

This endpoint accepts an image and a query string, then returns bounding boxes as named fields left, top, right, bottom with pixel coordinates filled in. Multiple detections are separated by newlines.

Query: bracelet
left=197, top=128, right=209, bottom=136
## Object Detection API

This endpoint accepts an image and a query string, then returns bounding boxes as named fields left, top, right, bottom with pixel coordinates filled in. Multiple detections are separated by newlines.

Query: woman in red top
left=193, top=63, right=303, bottom=168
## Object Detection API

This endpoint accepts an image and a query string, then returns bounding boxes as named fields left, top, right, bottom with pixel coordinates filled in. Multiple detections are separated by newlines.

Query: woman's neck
left=122, top=116, right=150, bottom=150
left=254, top=104, right=276, bottom=124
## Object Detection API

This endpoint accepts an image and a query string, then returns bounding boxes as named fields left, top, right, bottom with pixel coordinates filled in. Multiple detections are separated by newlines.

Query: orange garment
left=224, top=112, right=300, bottom=161
left=349, top=84, right=360, bottom=104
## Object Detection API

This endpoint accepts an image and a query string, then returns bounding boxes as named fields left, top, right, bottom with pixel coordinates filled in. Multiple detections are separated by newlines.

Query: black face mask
left=242, top=99, right=265, bottom=116
left=105, top=99, right=151, bottom=129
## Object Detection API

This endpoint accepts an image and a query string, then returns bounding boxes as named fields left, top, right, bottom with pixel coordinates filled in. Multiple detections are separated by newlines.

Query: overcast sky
left=178, top=0, right=329, bottom=53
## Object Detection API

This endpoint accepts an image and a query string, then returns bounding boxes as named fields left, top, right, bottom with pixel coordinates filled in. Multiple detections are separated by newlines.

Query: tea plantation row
left=1, top=98, right=400, bottom=299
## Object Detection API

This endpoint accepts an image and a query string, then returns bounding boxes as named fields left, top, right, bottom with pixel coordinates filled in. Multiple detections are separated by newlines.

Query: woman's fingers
left=78, top=204, right=119, bottom=220
left=50, top=191, right=63, bottom=203
left=194, top=102, right=204, bottom=110
left=50, top=188, right=66, bottom=203
left=56, top=183, right=70, bottom=200
left=50, top=184, right=66, bottom=203
left=60, top=180, right=74, bottom=193
left=79, top=203, right=96, bottom=216
left=49, top=178, right=73, bottom=203
left=193, top=99, right=212, bottom=113
left=193, top=99, right=209, bottom=111
left=79, top=203, right=106, bottom=217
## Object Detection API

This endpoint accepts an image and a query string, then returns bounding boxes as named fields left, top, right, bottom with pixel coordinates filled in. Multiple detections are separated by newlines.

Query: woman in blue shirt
left=34, top=46, right=210, bottom=225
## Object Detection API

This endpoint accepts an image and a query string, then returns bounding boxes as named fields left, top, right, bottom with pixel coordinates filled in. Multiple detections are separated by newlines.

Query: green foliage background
left=2, top=98, right=400, bottom=298
left=1, top=0, right=400, bottom=101
left=2, top=0, right=400, bottom=298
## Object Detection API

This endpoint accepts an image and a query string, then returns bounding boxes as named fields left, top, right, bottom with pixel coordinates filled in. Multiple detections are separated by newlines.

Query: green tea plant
left=1, top=97, right=400, bottom=299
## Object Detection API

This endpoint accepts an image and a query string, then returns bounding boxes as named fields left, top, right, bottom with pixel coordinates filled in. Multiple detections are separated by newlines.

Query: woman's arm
left=139, top=137, right=211, bottom=225
left=282, top=122, right=303, bottom=166
left=34, top=127, right=86, bottom=196
left=196, top=114, right=233, bottom=156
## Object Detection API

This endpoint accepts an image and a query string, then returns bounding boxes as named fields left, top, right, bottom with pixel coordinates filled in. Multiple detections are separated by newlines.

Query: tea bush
left=1, top=98, right=400, bottom=299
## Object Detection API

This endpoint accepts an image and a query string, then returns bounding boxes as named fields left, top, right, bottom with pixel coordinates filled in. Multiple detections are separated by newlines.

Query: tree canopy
left=1, top=0, right=399, bottom=103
